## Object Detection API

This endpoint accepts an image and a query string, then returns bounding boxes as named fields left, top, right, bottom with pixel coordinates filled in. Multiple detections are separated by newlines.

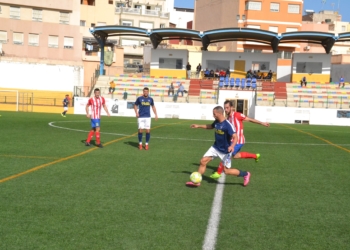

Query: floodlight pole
left=90, top=28, right=107, bottom=76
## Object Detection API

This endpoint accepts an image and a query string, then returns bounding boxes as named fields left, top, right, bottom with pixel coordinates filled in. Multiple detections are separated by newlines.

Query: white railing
left=122, top=7, right=141, bottom=14
left=143, top=9, right=158, bottom=16
left=115, top=7, right=121, bottom=13
left=159, top=12, right=169, bottom=18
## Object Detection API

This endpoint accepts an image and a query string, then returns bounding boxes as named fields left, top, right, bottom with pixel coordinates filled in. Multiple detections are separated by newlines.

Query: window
left=48, top=35, right=58, bottom=48
left=0, top=31, right=7, bottom=43
left=32, top=9, right=42, bottom=21
left=278, top=51, right=293, bottom=59
left=28, top=34, right=39, bottom=46
left=91, top=23, right=95, bottom=27
left=296, top=62, right=322, bottom=73
left=108, top=0, right=113, bottom=4
left=96, top=22, right=106, bottom=26
left=64, top=37, right=74, bottom=49
left=134, top=5, right=142, bottom=9
left=122, top=20, right=132, bottom=26
left=116, top=3, right=125, bottom=7
left=59, top=12, right=70, bottom=24
left=159, top=58, right=183, bottom=69
left=270, top=3, right=279, bottom=12
left=0, top=6, right=3, bottom=14
left=341, top=26, right=346, bottom=32
left=139, top=22, right=153, bottom=29
left=269, top=26, right=278, bottom=33
left=160, top=23, right=166, bottom=28
left=245, top=1, right=262, bottom=11
left=244, top=49, right=253, bottom=53
left=288, top=4, right=300, bottom=14
left=121, top=39, right=139, bottom=46
left=10, top=6, right=20, bottom=19
left=247, top=25, right=260, bottom=29
left=80, top=20, right=86, bottom=26
left=13, top=32, right=23, bottom=45
left=252, top=62, right=269, bottom=71
left=286, top=27, right=298, bottom=32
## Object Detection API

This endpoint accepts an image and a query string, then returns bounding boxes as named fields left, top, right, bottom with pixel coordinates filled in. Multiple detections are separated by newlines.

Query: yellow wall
left=150, top=69, right=187, bottom=78
left=292, top=73, right=330, bottom=83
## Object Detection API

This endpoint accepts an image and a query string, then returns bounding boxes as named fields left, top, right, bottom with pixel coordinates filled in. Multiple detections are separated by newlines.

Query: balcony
left=115, top=7, right=169, bottom=18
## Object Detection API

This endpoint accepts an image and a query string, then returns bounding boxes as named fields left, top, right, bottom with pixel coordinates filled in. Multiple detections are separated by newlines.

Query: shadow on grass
left=124, top=141, right=139, bottom=149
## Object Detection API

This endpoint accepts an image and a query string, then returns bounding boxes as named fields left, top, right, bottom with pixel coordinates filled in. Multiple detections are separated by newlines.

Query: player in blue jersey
left=339, top=76, right=345, bottom=88
left=61, top=94, right=70, bottom=117
left=186, top=106, right=251, bottom=187
left=134, top=87, right=158, bottom=150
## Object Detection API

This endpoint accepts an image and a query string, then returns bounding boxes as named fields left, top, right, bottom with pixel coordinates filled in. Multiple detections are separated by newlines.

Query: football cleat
left=85, top=142, right=91, bottom=146
left=210, top=172, right=221, bottom=180
left=145, top=144, right=149, bottom=150
left=139, top=144, right=143, bottom=150
left=255, top=153, right=260, bottom=162
left=96, top=144, right=103, bottom=148
left=186, top=181, right=200, bottom=187
left=243, top=172, right=251, bottom=187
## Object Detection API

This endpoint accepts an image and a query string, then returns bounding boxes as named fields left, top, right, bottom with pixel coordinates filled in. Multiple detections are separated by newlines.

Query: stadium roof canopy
left=90, top=25, right=349, bottom=54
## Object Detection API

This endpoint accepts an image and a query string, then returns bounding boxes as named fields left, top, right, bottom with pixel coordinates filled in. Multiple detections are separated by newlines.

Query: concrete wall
left=331, top=64, right=350, bottom=83
left=255, top=106, right=350, bottom=126
left=0, top=61, right=83, bottom=91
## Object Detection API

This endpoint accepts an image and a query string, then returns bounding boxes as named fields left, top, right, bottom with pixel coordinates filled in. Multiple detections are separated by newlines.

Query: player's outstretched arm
left=152, top=105, right=158, bottom=121
left=245, top=117, right=270, bottom=127
left=190, top=124, right=213, bottom=129
left=103, top=104, right=110, bottom=117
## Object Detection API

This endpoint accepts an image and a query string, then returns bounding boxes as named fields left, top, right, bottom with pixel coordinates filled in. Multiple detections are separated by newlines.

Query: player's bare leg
left=224, top=167, right=251, bottom=186
left=186, top=156, right=212, bottom=187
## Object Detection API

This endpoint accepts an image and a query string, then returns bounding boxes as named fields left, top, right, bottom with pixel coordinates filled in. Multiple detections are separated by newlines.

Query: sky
left=174, top=0, right=350, bottom=22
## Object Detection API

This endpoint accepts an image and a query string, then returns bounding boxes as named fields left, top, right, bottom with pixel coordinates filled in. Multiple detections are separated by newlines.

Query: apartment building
left=80, top=0, right=171, bottom=65
left=0, top=0, right=82, bottom=63
left=194, top=0, right=303, bottom=56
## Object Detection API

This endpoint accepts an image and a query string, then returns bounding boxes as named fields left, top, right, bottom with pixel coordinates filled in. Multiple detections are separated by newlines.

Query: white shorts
left=63, top=107, right=68, bottom=111
left=203, top=146, right=232, bottom=168
left=138, top=117, right=151, bottom=129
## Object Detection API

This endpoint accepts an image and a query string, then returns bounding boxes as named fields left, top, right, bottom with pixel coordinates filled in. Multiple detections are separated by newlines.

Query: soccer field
left=1, top=111, right=349, bottom=250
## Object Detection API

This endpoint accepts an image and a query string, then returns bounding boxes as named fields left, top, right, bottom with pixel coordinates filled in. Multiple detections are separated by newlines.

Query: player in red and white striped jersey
left=210, top=100, right=270, bottom=179
left=85, top=88, right=110, bottom=148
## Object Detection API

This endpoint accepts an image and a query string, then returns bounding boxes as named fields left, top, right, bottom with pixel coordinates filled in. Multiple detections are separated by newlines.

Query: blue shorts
left=233, top=144, right=244, bottom=156
left=91, top=119, right=101, bottom=128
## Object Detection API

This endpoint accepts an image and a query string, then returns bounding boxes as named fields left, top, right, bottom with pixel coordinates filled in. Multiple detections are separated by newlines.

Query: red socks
left=95, top=132, right=100, bottom=144
left=217, top=162, right=224, bottom=174
left=86, top=131, right=94, bottom=143
left=240, top=152, right=257, bottom=159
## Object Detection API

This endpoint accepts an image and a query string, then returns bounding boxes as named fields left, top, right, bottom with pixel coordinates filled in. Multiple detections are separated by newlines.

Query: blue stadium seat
left=235, top=78, right=240, bottom=88
left=241, top=78, right=246, bottom=89
left=229, top=78, right=235, bottom=88
left=246, top=78, right=251, bottom=88
left=219, top=76, right=224, bottom=88
left=224, top=77, right=229, bottom=88
left=252, top=78, right=257, bottom=89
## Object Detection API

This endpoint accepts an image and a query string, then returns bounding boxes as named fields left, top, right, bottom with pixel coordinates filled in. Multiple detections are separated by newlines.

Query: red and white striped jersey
left=227, top=112, right=246, bottom=144
left=87, top=96, right=105, bottom=119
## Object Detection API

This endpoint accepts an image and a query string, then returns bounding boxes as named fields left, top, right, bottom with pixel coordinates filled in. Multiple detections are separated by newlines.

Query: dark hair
left=213, top=106, right=224, bottom=114
left=94, top=88, right=100, bottom=92
left=224, top=100, right=234, bottom=107
left=143, top=87, right=149, bottom=91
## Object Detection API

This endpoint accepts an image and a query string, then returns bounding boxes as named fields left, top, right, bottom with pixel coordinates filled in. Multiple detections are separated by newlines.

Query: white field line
left=48, top=121, right=350, bottom=146
left=202, top=174, right=226, bottom=250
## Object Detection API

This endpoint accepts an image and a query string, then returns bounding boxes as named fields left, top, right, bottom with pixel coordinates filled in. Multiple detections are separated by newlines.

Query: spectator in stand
left=109, top=81, right=116, bottom=94
left=215, top=69, right=220, bottom=78
left=265, top=70, right=273, bottom=80
left=186, top=62, right=191, bottom=79
left=209, top=70, right=215, bottom=78
left=177, top=83, right=186, bottom=97
left=246, top=69, right=253, bottom=78
left=219, top=69, right=226, bottom=77
left=196, top=63, right=202, bottom=78
left=226, top=68, right=230, bottom=77
left=168, top=82, right=175, bottom=96
left=204, top=68, right=210, bottom=78
left=339, top=76, right=345, bottom=88
left=300, top=76, right=307, bottom=87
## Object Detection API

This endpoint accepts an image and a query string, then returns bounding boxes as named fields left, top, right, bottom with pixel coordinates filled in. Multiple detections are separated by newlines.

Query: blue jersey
left=135, top=95, right=154, bottom=118
left=211, top=119, right=235, bottom=154
left=63, top=98, right=69, bottom=107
